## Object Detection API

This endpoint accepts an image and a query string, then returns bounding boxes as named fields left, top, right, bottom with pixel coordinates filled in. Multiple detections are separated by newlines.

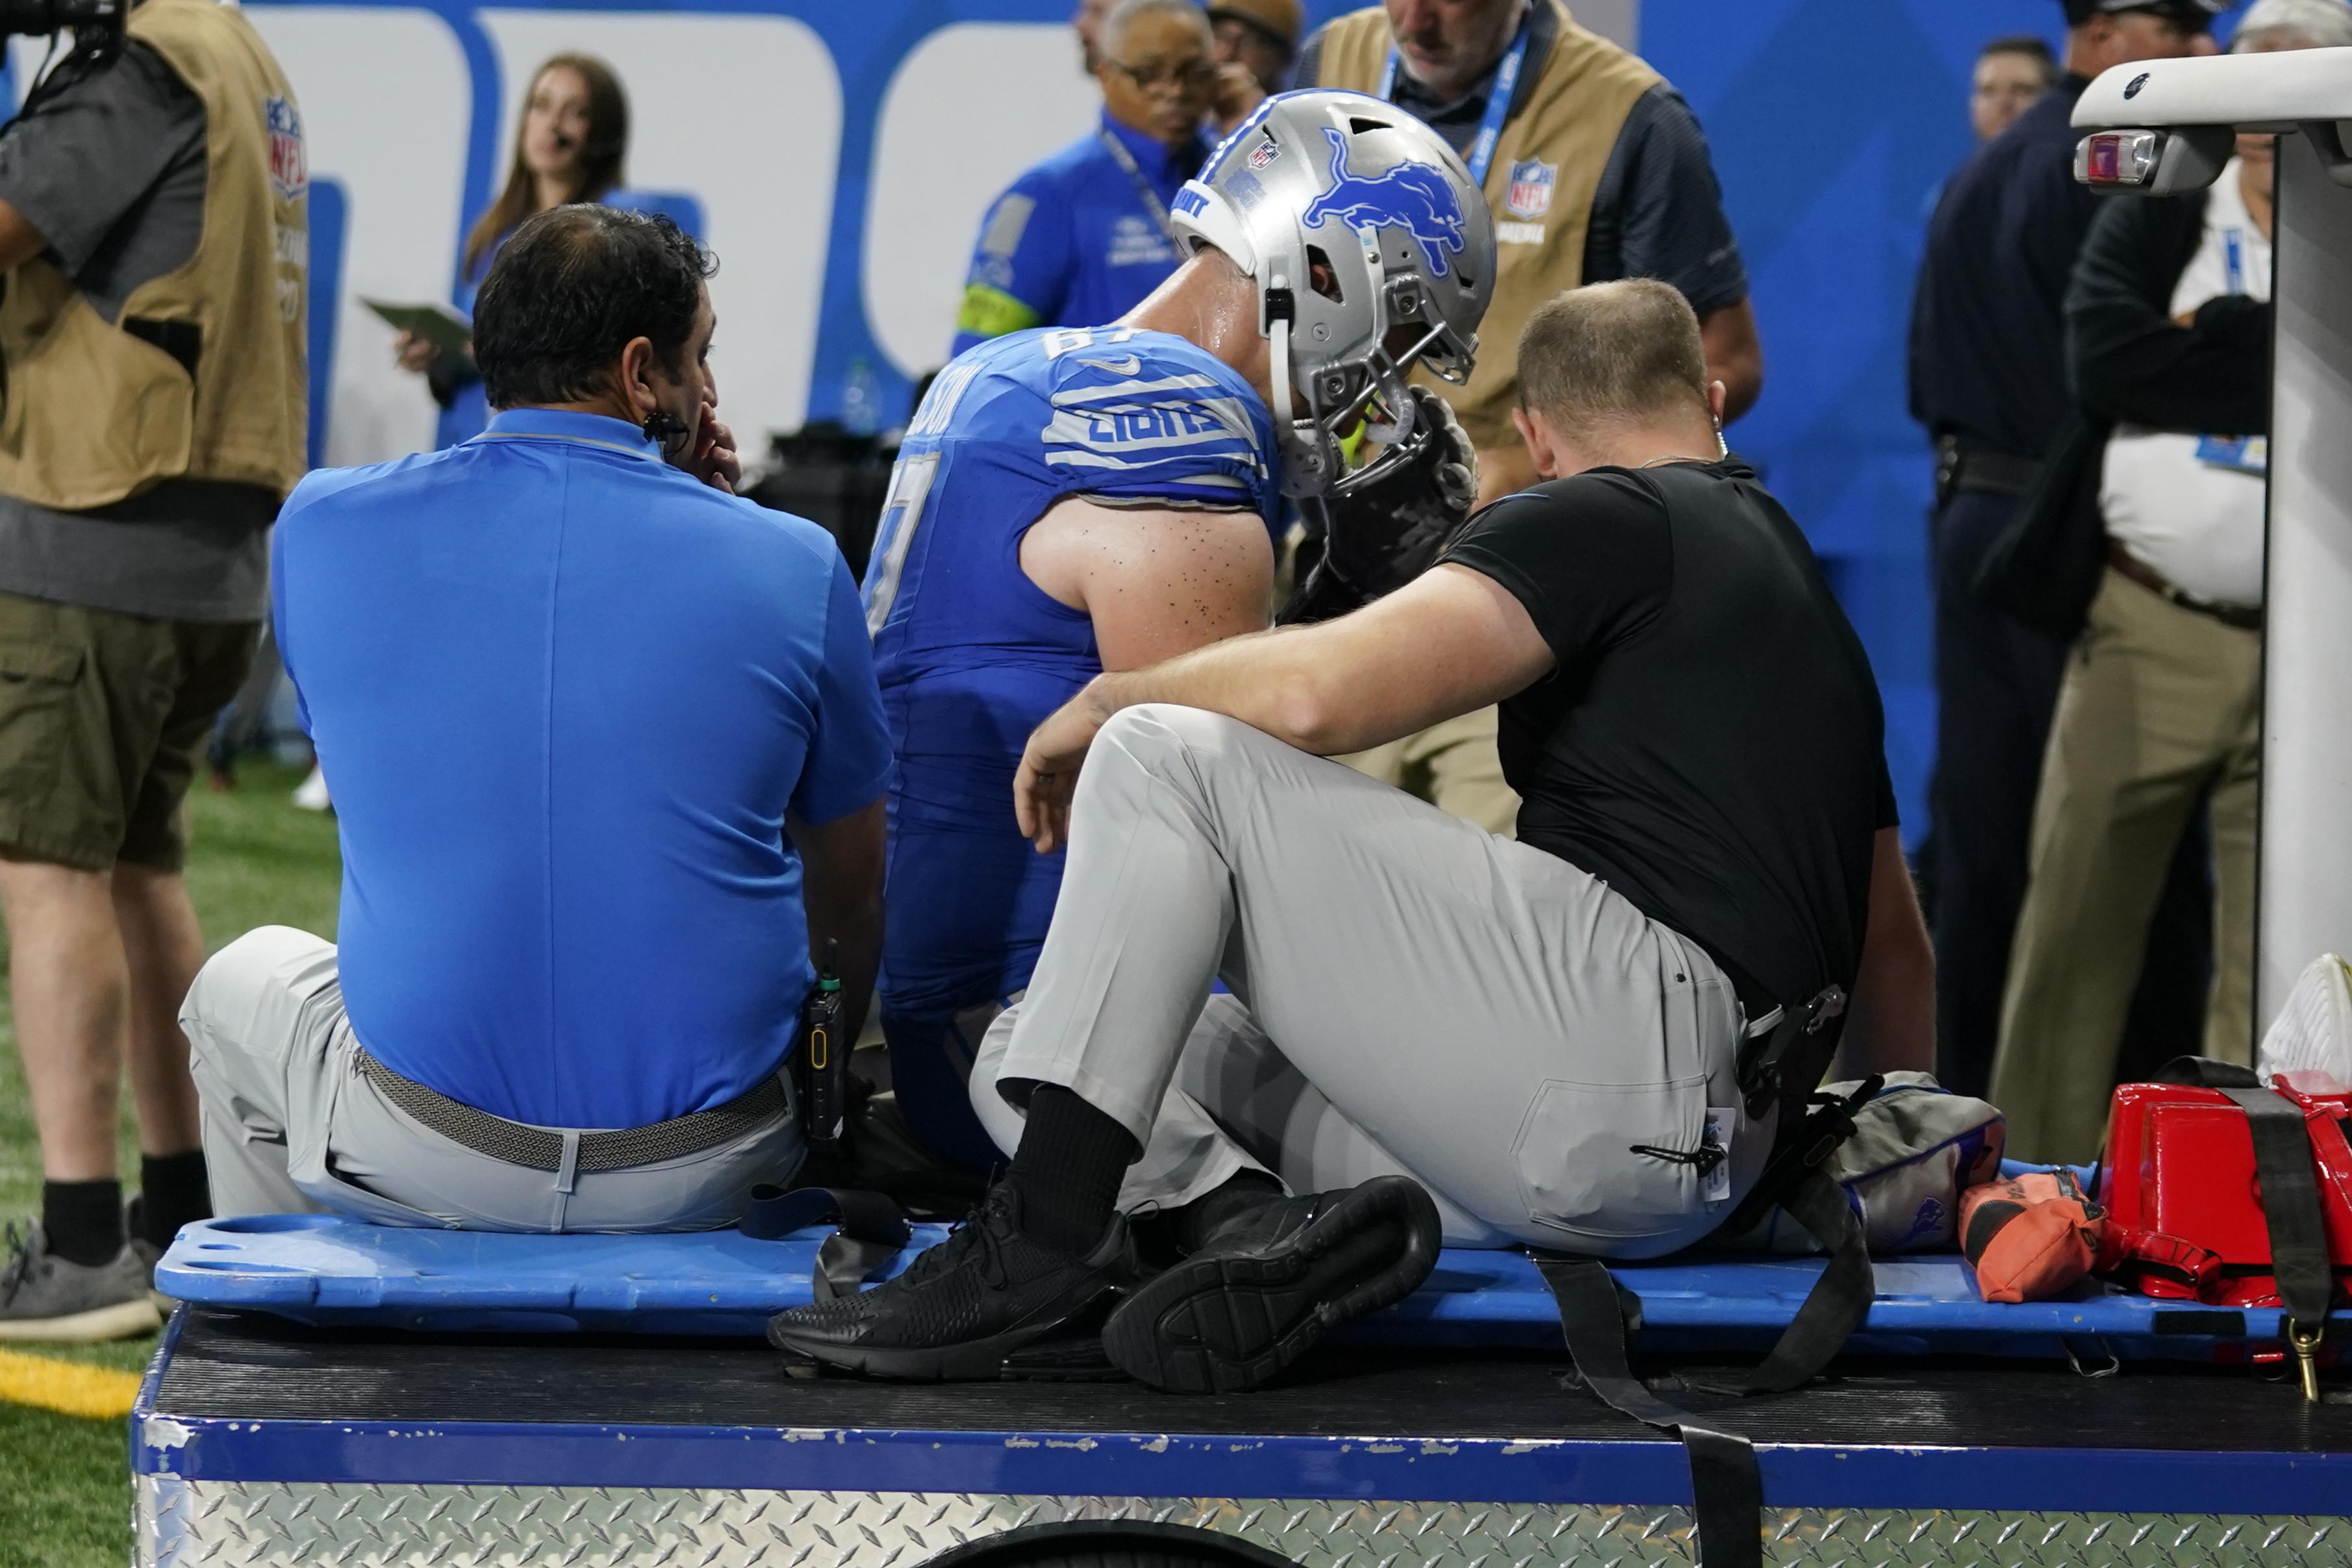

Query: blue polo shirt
left=272, top=409, right=892, bottom=1129
left=949, top=111, right=1208, bottom=356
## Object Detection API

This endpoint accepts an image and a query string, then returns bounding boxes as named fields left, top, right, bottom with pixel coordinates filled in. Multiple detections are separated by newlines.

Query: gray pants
left=183, top=926, right=801, bottom=1232
left=973, top=705, right=1767, bottom=1258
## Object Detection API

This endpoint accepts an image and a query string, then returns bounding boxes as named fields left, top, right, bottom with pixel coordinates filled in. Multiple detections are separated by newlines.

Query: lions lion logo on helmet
left=1298, top=127, right=1469, bottom=280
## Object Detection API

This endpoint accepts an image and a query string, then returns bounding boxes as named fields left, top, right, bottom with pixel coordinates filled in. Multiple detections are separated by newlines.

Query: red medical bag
left=2097, top=1072, right=2352, bottom=1309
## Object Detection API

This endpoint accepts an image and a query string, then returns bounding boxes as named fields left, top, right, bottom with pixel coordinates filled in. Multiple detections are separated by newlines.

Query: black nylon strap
left=1533, top=1169, right=1875, bottom=1567
left=2221, top=1088, right=2334, bottom=1328
left=739, top=1185, right=913, bottom=1300
left=2156, top=1057, right=2334, bottom=1329
left=1692, top=1169, right=1874, bottom=1396
left=1536, top=1255, right=1762, bottom=1568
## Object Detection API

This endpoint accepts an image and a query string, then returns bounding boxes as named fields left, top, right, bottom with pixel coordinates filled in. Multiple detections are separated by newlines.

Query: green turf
left=0, top=759, right=340, bottom=1568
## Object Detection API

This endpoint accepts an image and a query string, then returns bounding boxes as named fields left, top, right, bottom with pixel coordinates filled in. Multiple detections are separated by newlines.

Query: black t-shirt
left=1441, top=459, right=1895, bottom=1015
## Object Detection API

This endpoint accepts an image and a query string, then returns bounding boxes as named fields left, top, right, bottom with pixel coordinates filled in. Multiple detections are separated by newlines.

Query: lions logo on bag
left=1299, top=127, right=1468, bottom=279
left=266, top=96, right=307, bottom=203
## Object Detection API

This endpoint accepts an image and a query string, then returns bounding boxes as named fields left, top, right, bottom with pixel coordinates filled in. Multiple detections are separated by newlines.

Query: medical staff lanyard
left=1378, top=3, right=1534, bottom=188
left=1096, top=127, right=1187, bottom=251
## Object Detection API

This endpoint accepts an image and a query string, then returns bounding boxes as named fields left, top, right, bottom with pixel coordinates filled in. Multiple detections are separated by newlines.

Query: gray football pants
left=183, top=925, right=800, bottom=1232
left=971, top=704, right=1768, bottom=1258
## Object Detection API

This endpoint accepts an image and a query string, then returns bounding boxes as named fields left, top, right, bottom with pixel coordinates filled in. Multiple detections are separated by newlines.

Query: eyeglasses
left=1108, top=57, right=1217, bottom=92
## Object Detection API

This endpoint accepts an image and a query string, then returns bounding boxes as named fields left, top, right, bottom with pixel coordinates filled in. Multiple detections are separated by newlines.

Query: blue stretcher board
left=155, top=1209, right=2347, bottom=1365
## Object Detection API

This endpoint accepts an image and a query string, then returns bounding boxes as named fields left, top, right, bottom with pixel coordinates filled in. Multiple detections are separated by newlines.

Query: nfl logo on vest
left=1504, top=157, right=1555, bottom=220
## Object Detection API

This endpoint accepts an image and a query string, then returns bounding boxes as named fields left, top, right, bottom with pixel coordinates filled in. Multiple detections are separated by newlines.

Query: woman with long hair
left=394, top=53, right=630, bottom=448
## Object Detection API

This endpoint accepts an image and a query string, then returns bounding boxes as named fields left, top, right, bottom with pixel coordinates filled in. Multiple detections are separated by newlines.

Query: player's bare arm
left=1844, top=826, right=1937, bottom=1078
left=1018, top=496, right=1275, bottom=671
left=1015, top=561, right=1550, bottom=851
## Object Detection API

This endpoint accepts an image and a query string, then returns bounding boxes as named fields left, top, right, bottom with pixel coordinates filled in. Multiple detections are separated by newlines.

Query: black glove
left=1277, top=385, right=1478, bottom=625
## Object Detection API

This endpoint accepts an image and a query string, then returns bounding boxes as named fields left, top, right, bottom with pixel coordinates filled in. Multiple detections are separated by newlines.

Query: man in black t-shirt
left=768, top=280, right=1934, bottom=1395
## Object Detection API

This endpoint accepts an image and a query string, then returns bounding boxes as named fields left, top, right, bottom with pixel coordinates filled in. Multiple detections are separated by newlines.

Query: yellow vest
left=1317, top=1, right=1658, bottom=451
left=0, top=0, right=308, bottom=509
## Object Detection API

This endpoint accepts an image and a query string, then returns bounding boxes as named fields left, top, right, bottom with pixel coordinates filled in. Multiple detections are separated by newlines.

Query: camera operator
left=0, top=0, right=307, bottom=1339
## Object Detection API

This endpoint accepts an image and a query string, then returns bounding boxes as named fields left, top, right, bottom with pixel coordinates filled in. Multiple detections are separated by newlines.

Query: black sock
left=1008, top=1084, right=1137, bottom=1254
left=1172, top=1169, right=1285, bottom=1254
left=42, top=1178, right=125, bottom=1268
left=136, top=1150, right=212, bottom=1248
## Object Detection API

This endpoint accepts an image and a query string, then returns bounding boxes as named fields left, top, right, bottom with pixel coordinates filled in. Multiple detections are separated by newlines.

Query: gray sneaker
left=125, top=1197, right=181, bottom=1311
left=0, top=1223, right=165, bottom=1343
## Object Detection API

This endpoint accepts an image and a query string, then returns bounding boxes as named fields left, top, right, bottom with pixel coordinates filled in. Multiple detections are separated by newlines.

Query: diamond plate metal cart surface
left=134, top=1309, right=2352, bottom=1567
left=133, top=1484, right=2352, bottom=1568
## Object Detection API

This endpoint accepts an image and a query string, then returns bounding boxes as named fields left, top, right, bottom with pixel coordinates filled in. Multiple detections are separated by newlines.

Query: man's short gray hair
left=1100, top=0, right=1213, bottom=61
left=1517, top=279, right=1710, bottom=439
left=2234, top=0, right=2352, bottom=49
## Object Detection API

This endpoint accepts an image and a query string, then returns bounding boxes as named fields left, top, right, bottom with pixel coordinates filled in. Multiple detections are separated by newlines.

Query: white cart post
left=2074, top=49, right=2352, bottom=1032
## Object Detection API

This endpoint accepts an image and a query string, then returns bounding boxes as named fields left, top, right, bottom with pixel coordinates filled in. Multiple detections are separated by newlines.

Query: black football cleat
left=766, top=1183, right=1127, bottom=1381
left=1101, top=1174, right=1443, bottom=1394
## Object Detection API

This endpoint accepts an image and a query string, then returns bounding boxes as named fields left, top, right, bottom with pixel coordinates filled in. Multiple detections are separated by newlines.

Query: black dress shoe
left=766, top=1183, right=1128, bottom=1381
left=1101, top=1174, right=1443, bottom=1394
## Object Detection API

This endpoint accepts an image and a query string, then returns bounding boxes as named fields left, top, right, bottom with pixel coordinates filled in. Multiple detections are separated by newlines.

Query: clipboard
left=361, top=298, right=474, bottom=359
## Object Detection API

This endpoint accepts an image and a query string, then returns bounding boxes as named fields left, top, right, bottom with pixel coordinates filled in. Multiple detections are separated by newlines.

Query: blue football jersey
left=865, top=326, right=1279, bottom=1019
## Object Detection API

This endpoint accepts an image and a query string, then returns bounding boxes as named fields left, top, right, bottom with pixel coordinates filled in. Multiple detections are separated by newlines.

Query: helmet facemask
left=1173, top=91, right=1495, bottom=501
left=1266, top=257, right=1478, bottom=500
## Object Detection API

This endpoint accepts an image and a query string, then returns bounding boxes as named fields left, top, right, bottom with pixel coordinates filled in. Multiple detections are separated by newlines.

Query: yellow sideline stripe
left=0, top=1348, right=140, bottom=1419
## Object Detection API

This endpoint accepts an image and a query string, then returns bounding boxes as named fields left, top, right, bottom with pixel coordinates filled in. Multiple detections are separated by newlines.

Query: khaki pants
left=1990, top=568, right=2260, bottom=1163
left=184, top=926, right=802, bottom=1231
left=1335, top=706, right=1519, bottom=837
left=969, top=704, right=1765, bottom=1259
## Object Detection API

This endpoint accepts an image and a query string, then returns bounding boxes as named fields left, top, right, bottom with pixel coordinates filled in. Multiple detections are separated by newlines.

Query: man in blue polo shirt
left=950, top=0, right=1215, bottom=355
left=181, top=207, right=891, bottom=1232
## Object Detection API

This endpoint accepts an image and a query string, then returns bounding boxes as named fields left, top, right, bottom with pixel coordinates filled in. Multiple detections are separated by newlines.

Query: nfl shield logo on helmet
left=1246, top=139, right=1281, bottom=171
left=265, top=97, right=307, bottom=202
left=1504, top=158, right=1555, bottom=220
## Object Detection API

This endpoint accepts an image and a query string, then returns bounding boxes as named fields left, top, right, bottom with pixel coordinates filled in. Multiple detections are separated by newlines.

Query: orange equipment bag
left=1958, top=1169, right=2108, bottom=1302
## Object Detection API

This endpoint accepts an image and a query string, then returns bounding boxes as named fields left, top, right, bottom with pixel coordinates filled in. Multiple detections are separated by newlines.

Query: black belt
left=2106, top=543, right=2263, bottom=632
left=355, top=1050, right=790, bottom=1173
left=1936, top=437, right=2043, bottom=502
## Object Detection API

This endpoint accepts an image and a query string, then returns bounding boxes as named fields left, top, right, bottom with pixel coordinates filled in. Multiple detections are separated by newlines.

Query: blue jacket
left=950, top=112, right=1209, bottom=357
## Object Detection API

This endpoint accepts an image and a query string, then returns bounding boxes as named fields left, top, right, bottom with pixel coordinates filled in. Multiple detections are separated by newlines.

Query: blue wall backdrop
left=0, top=1, right=2254, bottom=842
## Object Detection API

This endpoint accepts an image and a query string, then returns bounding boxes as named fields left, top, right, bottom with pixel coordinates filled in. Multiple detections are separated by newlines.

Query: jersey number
left=862, top=452, right=941, bottom=637
left=1039, top=325, right=1139, bottom=359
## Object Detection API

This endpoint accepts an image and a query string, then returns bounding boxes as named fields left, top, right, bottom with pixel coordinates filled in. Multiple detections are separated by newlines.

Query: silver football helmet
left=1172, top=88, right=1494, bottom=498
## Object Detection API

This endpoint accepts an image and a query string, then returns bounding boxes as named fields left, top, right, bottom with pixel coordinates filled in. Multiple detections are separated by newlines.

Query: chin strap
left=1268, top=319, right=1295, bottom=436
left=1264, top=273, right=1326, bottom=499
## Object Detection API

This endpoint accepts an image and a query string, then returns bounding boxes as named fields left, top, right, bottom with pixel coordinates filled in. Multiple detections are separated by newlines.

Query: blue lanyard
left=1378, top=3, right=1534, bottom=188
left=1096, top=127, right=1184, bottom=250
left=2222, top=228, right=2245, bottom=296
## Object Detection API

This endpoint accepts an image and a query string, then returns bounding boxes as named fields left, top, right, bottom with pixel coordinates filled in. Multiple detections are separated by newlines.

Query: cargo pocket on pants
left=0, top=639, right=85, bottom=796
left=1513, top=1075, right=1708, bottom=1246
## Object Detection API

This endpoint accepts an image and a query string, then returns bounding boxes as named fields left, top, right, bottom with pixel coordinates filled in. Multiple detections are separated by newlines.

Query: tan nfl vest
left=0, top=0, right=308, bottom=509
left=1318, top=1, right=1659, bottom=451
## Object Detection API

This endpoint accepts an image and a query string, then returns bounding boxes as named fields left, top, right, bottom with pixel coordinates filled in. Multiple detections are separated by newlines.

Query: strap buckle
left=1736, top=984, right=1847, bottom=1115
